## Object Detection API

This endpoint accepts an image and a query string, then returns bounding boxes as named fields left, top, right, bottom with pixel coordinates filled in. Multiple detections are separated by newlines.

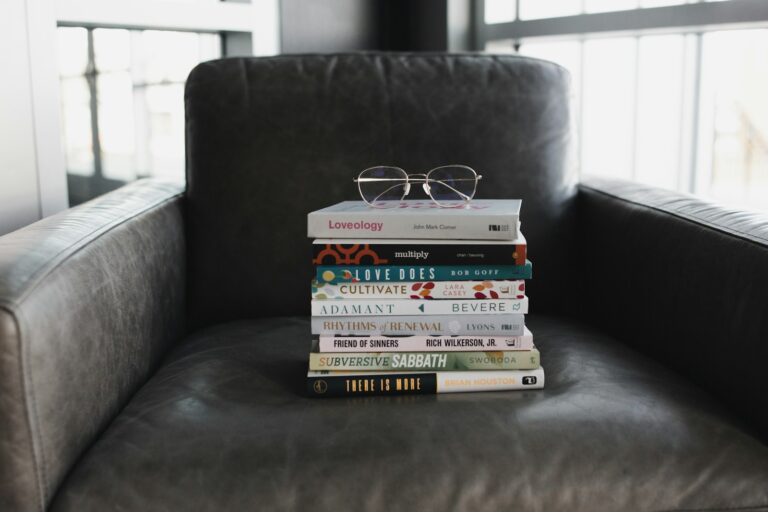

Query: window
left=58, top=27, right=221, bottom=205
left=480, top=0, right=768, bottom=212
left=699, top=30, right=768, bottom=206
left=0, top=0, right=277, bottom=226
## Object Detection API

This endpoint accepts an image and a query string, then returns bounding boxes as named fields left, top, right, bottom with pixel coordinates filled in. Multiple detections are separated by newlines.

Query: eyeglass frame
left=352, top=165, right=483, bottom=208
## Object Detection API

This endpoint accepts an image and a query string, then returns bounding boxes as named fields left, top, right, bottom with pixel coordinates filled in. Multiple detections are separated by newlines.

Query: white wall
left=0, top=0, right=68, bottom=236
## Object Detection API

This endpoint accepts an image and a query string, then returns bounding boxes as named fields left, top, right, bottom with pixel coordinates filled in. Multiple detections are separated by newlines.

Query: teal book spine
left=316, top=261, right=532, bottom=284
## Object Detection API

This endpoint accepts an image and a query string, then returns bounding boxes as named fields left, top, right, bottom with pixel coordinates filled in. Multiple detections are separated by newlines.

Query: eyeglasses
left=353, top=165, right=482, bottom=208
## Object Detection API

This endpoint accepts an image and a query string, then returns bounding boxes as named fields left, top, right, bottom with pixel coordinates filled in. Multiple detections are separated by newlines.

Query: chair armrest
left=577, top=175, right=768, bottom=436
left=0, top=179, right=185, bottom=511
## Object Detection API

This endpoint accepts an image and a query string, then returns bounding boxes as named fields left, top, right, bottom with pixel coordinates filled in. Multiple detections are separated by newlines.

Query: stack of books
left=305, top=200, right=543, bottom=397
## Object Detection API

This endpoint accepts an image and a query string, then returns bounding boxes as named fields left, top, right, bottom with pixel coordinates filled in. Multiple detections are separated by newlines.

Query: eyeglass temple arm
left=354, top=177, right=480, bottom=202
left=353, top=177, right=408, bottom=182
left=426, top=178, right=473, bottom=201
left=368, top=183, right=411, bottom=204
left=353, top=175, right=482, bottom=183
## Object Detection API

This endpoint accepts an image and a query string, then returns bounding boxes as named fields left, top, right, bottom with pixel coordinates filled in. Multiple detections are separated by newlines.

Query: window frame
left=59, top=26, right=224, bottom=204
left=475, top=0, right=768, bottom=203
left=12, top=0, right=280, bottom=219
left=475, top=0, right=768, bottom=45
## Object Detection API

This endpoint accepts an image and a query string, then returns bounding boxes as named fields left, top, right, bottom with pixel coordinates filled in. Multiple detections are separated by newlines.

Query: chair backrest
left=185, top=53, right=576, bottom=327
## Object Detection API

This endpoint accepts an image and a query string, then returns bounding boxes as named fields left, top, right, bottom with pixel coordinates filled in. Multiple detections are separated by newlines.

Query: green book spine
left=308, top=349, right=540, bottom=371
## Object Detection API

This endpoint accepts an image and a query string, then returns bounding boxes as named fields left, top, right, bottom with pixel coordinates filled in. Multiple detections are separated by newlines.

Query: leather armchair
left=1, top=54, right=767, bottom=511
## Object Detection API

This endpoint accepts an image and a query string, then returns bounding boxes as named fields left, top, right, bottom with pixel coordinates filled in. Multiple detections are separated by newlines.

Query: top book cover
left=307, top=200, right=521, bottom=241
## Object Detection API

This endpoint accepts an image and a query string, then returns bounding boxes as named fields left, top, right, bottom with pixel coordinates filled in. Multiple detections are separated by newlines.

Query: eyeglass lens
left=357, top=166, right=409, bottom=206
left=427, top=166, right=478, bottom=206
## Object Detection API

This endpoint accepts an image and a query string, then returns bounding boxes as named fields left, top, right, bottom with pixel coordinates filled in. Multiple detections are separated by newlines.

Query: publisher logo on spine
left=313, top=380, right=328, bottom=394
left=522, top=376, right=537, bottom=385
left=488, top=224, right=509, bottom=232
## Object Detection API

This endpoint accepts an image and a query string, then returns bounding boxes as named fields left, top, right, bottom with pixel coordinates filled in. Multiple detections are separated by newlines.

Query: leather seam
left=579, top=183, right=768, bottom=248
left=0, top=305, right=45, bottom=512
left=0, top=186, right=182, bottom=509
left=2, top=188, right=183, bottom=309
left=223, top=51, right=564, bottom=67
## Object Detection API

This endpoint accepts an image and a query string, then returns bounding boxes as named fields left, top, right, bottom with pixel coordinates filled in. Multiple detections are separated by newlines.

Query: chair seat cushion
left=51, top=315, right=768, bottom=511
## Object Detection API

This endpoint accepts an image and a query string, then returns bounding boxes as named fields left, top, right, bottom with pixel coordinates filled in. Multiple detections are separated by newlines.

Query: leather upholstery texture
left=185, top=53, right=577, bottom=328
left=50, top=316, right=768, bottom=512
left=2, top=54, right=768, bottom=511
left=0, top=180, right=186, bottom=511
left=577, top=176, right=768, bottom=439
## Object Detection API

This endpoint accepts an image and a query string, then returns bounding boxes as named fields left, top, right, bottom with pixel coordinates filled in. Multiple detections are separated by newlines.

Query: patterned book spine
left=308, top=349, right=540, bottom=371
left=317, top=328, right=534, bottom=352
left=307, top=368, right=545, bottom=397
left=311, top=297, right=528, bottom=316
left=310, top=314, right=526, bottom=336
left=312, top=242, right=527, bottom=266
left=312, top=279, right=526, bottom=300
left=316, top=262, right=532, bottom=284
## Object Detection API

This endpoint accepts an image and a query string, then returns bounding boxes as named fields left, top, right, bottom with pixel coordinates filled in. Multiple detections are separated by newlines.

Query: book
left=307, top=200, right=521, bottom=240
left=317, top=328, right=534, bottom=352
left=312, top=236, right=527, bottom=266
left=316, top=261, right=532, bottom=284
left=310, top=314, right=526, bottom=336
left=311, top=297, right=528, bottom=316
left=312, top=279, right=526, bottom=300
left=308, top=349, right=540, bottom=371
left=307, top=368, right=545, bottom=397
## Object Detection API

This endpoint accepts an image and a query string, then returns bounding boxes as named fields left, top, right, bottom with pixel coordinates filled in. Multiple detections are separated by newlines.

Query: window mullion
left=577, top=38, right=585, bottom=179
left=686, top=33, right=704, bottom=194
left=130, top=30, right=149, bottom=181
left=630, top=36, right=641, bottom=181
left=85, top=28, right=103, bottom=180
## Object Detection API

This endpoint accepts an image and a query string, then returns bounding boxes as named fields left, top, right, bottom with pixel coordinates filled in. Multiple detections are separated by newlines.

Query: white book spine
left=307, top=212, right=518, bottom=240
left=436, top=368, right=544, bottom=393
left=310, top=314, right=525, bottom=336
left=311, top=297, right=528, bottom=316
left=312, top=280, right=526, bottom=300
left=318, top=328, right=534, bottom=352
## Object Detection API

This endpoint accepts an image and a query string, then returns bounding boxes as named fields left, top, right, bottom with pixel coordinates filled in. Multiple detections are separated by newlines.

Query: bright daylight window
left=484, top=0, right=768, bottom=212
left=57, top=27, right=221, bottom=205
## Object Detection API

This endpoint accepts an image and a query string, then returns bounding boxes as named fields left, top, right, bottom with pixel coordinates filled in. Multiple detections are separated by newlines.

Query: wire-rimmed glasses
left=353, top=165, right=482, bottom=208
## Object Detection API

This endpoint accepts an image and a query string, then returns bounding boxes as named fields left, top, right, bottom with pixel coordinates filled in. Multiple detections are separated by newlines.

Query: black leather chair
left=2, top=54, right=768, bottom=512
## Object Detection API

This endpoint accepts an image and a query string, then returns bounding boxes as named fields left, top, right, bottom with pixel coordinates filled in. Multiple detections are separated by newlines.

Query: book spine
left=311, top=297, right=528, bottom=316
left=310, top=314, right=526, bottom=336
left=317, top=330, right=534, bottom=352
left=306, top=368, right=545, bottom=397
left=312, top=243, right=527, bottom=266
left=316, top=262, right=532, bottom=284
left=312, top=279, right=526, bottom=300
left=308, top=349, right=540, bottom=371
left=307, top=212, right=518, bottom=240
left=436, top=368, right=545, bottom=393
